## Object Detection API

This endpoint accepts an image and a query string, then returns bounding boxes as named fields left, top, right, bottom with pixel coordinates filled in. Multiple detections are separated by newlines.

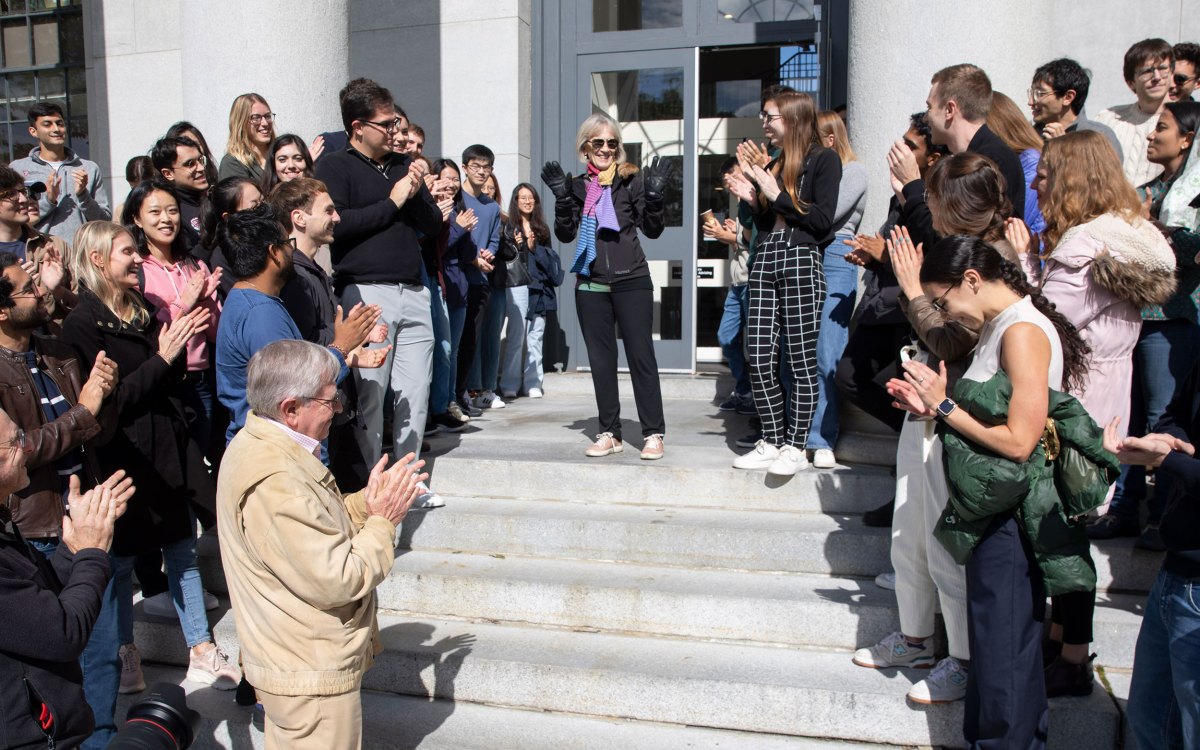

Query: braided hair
left=921, top=235, right=1091, bottom=393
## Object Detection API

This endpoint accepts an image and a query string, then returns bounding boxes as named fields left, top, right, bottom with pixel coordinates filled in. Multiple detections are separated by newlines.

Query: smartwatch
left=936, top=398, right=957, bottom=420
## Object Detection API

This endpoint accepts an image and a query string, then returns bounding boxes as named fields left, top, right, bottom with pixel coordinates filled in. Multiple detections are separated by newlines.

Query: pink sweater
left=140, top=254, right=221, bottom=372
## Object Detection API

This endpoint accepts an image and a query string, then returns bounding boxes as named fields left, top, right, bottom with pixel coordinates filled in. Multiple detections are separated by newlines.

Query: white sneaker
left=874, top=572, right=896, bottom=590
left=412, top=482, right=445, bottom=510
left=732, top=440, right=780, bottom=470
left=475, top=391, right=506, bottom=409
left=186, top=644, right=240, bottom=690
left=852, top=631, right=936, bottom=669
left=143, top=589, right=219, bottom=617
left=908, top=656, right=968, bottom=704
left=528, top=388, right=544, bottom=399
left=811, top=448, right=836, bottom=469
left=768, top=445, right=808, bottom=476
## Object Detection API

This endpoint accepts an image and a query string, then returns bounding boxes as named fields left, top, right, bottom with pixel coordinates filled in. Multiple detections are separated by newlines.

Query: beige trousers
left=258, top=688, right=362, bottom=750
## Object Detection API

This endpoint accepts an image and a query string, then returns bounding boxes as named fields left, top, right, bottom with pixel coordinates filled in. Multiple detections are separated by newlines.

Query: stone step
left=133, top=609, right=1119, bottom=749
left=125, top=664, right=891, bottom=750
left=542, top=371, right=732, bottom=401
left=189, top=542, right=1143, bottom=670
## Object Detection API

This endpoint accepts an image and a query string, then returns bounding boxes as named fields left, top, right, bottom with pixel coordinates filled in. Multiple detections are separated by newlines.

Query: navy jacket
left=527, top=241, right=564, bottom=319
left=1153, top=359, right=1200, bottom=578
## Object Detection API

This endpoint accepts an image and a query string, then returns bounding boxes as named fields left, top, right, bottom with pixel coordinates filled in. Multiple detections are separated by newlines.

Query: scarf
left=570, top=162, right=621, bottom=277
left=1161, top=144, right=1200, bottom=232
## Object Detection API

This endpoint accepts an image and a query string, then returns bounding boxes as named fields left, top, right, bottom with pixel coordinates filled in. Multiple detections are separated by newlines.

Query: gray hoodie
left=10, top=146, right=111, bottom=242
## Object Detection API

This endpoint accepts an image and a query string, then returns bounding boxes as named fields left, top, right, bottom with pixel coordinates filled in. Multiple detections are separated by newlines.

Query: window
left=713, top=0, right=815, bottom=23
left=0, top=0, right=84, bottom=162
left=592, top=0, right=683, bottom=32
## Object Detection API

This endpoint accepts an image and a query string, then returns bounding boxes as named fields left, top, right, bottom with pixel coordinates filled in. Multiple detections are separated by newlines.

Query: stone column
left=180, top=0, right=349, bottom=164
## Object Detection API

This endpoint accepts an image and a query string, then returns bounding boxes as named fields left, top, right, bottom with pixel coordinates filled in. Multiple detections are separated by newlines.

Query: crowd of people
left=0, top=34, right=1199, bottom=750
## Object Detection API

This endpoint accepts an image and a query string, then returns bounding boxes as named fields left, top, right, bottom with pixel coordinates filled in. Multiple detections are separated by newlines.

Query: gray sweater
left=831, top=160, right=868, bottom=237
left=11, top=146, right=110, bottom=242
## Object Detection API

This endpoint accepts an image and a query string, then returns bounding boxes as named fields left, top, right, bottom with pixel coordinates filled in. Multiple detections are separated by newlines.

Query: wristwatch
left=936, top=398, right=957, bottom=420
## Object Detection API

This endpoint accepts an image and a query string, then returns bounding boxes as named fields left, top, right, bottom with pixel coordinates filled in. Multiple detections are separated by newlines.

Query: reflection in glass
left=32, top=16, right=57, bottom=65
left=593, top=0, right=682, bottom=32
left=644, top=260, right=683, bottom=341
left=2, top=19, right=30, bottom=67
left=591, top=67, right=683, bottom=122
left=715, top=0, right=815, bottom=23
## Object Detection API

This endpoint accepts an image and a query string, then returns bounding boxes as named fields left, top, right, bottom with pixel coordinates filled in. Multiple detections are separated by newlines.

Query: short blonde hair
left=575, top=112, right=625, bottom=164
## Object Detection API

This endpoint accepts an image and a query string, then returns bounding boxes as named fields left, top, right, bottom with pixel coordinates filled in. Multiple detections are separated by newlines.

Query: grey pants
left=341, top=282, right=433, bottom=463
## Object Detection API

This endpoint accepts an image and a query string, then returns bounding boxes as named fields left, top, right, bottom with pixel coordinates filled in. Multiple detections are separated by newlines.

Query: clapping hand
left=747, top=164, right=780, bottom=203
left=61, top=472, right=134, bottom=554
left=736, top=140, right=770, bottom=170
left=157, top=307, right=211, bottom=363
left=843, top=233, right=887, bottom=267
left=332, top=303, right=383, bottom=358
left=886, top=226, right=925, bottom=300
left=348, top=344, right=391, bottom=369
left=363, top=452, right=429, bottom=526
left=724, top=169, right=758, bottom=204
left=78, top=351, right=118, bottom=416
left=1004, top=217, right=1039, bottom=258
left=309, top=134, right=326, bottom=162
left=1102, top=417, right=1192, bottom=467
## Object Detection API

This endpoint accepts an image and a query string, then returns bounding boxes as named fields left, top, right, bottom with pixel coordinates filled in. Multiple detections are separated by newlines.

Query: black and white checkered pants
left=747, top=230, right=825, bottom=447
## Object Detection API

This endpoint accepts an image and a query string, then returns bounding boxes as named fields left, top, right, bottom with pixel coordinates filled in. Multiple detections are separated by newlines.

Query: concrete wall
left=84, top=0, right=183, bottom=208
left=846, top=0, right=1198, bottom=234
left=350, top=0, right=532, bottom=195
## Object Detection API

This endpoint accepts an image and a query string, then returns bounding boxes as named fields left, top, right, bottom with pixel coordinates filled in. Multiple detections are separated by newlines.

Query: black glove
left=541, top=161, right=572, bottom=201
left=642, top=156, right=677, bottom=201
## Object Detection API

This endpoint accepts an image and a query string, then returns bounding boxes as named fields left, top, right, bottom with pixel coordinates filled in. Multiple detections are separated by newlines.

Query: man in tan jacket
left=216, top=339, right=426, bottom=749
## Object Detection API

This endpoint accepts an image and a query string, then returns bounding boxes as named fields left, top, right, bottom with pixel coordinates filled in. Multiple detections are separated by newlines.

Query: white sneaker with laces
left=908, top=656, right=968, bottom=704
left=412, top=482, right=445, bottom=509
left=475, top=390, right=506, bottom=409
left=852, top=631, right=936, bottom=669
left=874, top=572, right=896, bottom=590
left=812, top=448, right=837, bottom=469
left=528, top=388, right=544, bottom=398
left=186, top=644, right=240, bottom=690
left=768, top=445, right=808, bottom=476
left=732, top=440, right=781, bottom=470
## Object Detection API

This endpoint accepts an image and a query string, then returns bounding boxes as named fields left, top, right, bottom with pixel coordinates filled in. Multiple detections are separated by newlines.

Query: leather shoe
left=1086, top=513, right=1139, bottom=540
left=862, top=498, right=895, bottom=528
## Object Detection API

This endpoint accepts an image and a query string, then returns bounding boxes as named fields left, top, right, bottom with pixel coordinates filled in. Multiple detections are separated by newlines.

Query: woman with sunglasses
left=219, top=93, right=276, bottom=182
left=541, top=113, right=674, bottom=459
left=725, top=90, right=842, bottom=475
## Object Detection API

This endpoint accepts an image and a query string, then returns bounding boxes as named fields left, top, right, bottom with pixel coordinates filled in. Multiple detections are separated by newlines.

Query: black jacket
left=175, top=185, right=205, bottom=250
left=855, top=196, right=911, bottom=328
left=280, top=251, right=337, bottom=347
left=553, top=165, right=664, bottom=285
left=899, top=124, right=1026, bottom=247
left=746, top=146, right=842, bottom=249
left=315, top=147, right=442, bottom=293
left=1152, top=359, right=1200, bottom=578
left=0, top=513, right=110, bottom=750
left=61, top=290, right=211, bottom=557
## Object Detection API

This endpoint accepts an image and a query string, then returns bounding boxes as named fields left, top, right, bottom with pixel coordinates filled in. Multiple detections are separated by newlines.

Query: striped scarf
left=571, top=162, right=620, bottom=276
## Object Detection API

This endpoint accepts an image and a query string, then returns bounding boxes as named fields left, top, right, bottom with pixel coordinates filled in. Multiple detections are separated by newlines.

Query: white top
left=962, top=296, right=1064, bottom=389
left=1092, top=103, right=1163, bottom=188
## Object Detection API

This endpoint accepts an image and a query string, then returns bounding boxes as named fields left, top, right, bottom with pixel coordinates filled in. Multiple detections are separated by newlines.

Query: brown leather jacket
left=0, top=335, right=106, bottom=538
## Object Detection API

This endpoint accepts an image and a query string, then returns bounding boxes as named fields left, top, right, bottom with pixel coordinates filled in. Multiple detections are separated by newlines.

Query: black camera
left=106, top=682, right=200, bottom=750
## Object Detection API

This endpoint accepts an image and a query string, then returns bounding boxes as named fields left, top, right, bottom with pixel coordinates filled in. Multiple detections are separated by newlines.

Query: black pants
left=575, top=280, right=665, bottom=440
left=965, top=513, right=1049, bottom=749
left=835, top=321, right=911, bottom=433
left=1050, top=588, right=1096, bottom=645
left=456, top=283, right=491, bottom=400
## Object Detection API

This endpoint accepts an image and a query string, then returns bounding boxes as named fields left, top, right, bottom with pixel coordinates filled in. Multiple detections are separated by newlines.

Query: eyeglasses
left=758, top=111, right=784, bottom=123
left=10, top=284, right=40, bottom=301
left=1, top=428, right=31, bottom=453
left=359, top=118, right=404, bottom=134
left=1135, top=63, right=1171, bottom=81
left=465, top=163, right=494, bottom=174
left=172, top=155, right=208, bottom=171
left=1027, top=88, right=1055, bottom=102
left=1175, top=73, right=1198, bottom=87
left=249, top=113, right=276, bottom=125
left=304, top=391, right=345, bottom=414
left=588, top=138, right=619, bottom=151
left=930, top=284, right=958, bottom=313
left=0, top=188, right=33, bottom=205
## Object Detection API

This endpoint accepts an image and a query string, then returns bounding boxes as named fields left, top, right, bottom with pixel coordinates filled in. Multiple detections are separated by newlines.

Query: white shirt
left=1092, top=103, right=1163, bottom=188
left=264, top=417, right=322, bottom=458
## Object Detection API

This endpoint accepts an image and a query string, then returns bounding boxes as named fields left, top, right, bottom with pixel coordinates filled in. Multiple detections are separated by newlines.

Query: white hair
left=247, top=339, right=340, bottom=420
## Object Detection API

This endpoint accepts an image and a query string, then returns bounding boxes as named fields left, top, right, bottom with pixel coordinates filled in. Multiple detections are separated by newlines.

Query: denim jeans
left=426, top=271, right=453, bottom=415
left=1110, top=320, right=1200, bottom=523
left=499, top=285, right=530, bottom=395
left=27, top=539, right=121, bottom=749
left=524, top=315, right=548, bottom=390
left=113, top=531, right=210, bottom=649
left=1128, top=568, right=1200, bottom=749
left=718, top=284, right=750, bottom=397
left=470, top=287, right=507, bottom=392
left=807, top=238, right=857, bottom=451
left=447, top=304, right=467, bottom=405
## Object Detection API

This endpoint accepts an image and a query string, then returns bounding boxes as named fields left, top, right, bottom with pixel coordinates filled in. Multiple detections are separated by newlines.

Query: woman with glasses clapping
left=219, top=93, right=277, bottom=182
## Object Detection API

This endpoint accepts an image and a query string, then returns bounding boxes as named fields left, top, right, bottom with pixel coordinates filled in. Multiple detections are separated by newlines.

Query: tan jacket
left=216, top=412, right=397, bottom=696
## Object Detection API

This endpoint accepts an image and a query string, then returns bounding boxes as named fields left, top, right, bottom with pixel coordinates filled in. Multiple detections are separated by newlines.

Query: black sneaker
left=235, top=676, right=257, bottom=706
left=1044, top=654, right=1095, bottom=697
left=1086, top=513, right=1139, bottom=540
left=735, top=399, right=758, bottom=416
left=1135, top=525, right=1167, bottom=551
left=431, top=411, right=468, bottom=433
left=458, top=398, right=483, bottom=418
left=735, top=431, right=762, bottom=449
left=863, top=498, right=895, bottom=528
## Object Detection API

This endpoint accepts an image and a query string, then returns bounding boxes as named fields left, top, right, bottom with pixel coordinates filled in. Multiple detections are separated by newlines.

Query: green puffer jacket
left=934, top=371, right=1119, bottom=596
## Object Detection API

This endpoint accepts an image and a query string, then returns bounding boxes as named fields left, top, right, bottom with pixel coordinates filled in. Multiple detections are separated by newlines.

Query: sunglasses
left=589, top=138, right=619, bottom=150
left=1175, top=73, right=1198, bottom=87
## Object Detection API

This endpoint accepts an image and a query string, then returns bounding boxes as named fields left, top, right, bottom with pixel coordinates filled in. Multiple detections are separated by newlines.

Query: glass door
left=572, top=48, right=697, bottom=372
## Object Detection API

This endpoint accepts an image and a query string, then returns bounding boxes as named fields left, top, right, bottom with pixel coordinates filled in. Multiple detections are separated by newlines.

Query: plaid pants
left=747, top=230, right=825, bottom=447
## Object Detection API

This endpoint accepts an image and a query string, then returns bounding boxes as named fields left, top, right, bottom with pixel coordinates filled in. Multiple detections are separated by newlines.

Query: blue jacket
left=527, top=241, right=564, bottom=319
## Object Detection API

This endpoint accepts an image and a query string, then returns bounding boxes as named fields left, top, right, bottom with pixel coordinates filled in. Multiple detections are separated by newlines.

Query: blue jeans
left=524, top=314, right=547, bottom=390
left=447, top=304, right=467, bottom=405
left=27, top=539, right=121, bottom=749
left=470, top=287, right=507, bottom=392
left=807, top=238, right=857, bottom=451
left=1110, top=320, right=1200, bottom=523
left=426, top=271, right=453, bottom=415
left=718, top=284, right=750, bottom=396
left=499, top=286, right=530, bottom=395
left=1128, top=568, right=1200, bottom=749
left=113, top=531, right=210, bottom=649
left=181, top=369, right=214, bottom=453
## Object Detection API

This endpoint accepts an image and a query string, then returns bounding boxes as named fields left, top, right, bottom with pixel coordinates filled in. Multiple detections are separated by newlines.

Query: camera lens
left=106, top=683, right=200, bottom=750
